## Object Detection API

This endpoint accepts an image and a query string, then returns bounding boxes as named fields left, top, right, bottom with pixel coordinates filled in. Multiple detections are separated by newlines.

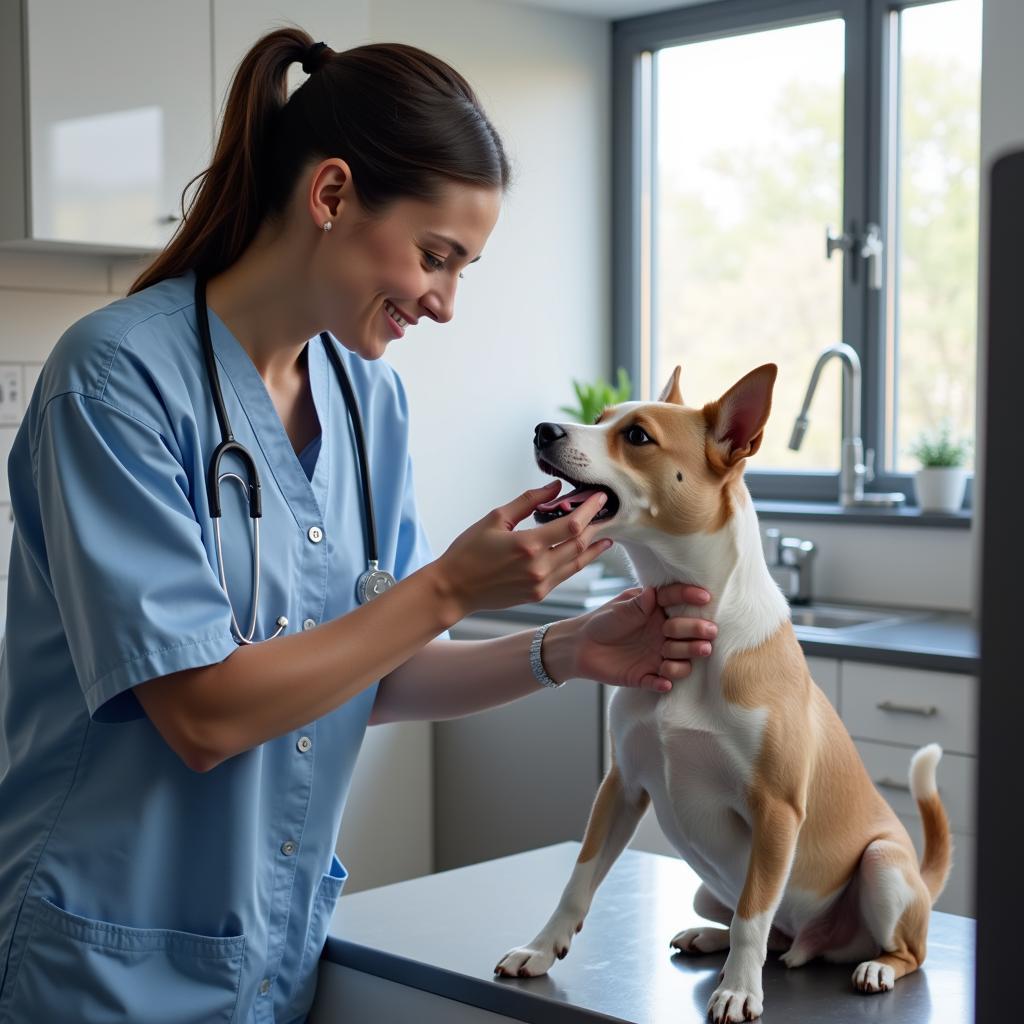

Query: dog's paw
left=852, top=960, right=895, bottom=993
left=780, top=944, right=811, bottom=969
left=670, top=927, right=730, bottom=955
left=494, top=944, right=558, bottom=978
left=707, top=983, right=764, bottom=1023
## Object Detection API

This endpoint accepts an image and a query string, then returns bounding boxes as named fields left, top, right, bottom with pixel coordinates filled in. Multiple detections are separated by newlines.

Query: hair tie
left=302, top=41, right=329, bottom=75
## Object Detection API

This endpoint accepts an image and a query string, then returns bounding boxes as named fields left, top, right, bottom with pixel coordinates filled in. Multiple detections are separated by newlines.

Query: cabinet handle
left=875, top=776, right=911, bottom=792
left=876, top=700, right=938, bottom=716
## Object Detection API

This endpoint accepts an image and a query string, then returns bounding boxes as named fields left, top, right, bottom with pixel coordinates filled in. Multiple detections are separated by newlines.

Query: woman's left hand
left=570, top=584, right=717, bottom=693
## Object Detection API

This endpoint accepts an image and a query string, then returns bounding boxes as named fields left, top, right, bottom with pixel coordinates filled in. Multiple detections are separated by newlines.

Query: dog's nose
left=534, top=422, right=567, bottom=450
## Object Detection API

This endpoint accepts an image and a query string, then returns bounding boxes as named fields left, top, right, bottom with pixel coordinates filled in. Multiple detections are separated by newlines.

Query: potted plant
left=559, top=367, right=633, bottom=425
left=909, top=423, right=970, bottom=513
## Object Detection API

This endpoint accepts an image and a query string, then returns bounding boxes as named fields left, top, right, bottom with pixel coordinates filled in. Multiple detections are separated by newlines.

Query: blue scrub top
left=0, top=271, right=437, bottom=1024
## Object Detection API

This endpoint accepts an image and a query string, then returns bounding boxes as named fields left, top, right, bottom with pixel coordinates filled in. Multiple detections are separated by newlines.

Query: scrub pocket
left=295, top=855, right=348, bottom=1010
left=5, top=896, right=246, bottom=1024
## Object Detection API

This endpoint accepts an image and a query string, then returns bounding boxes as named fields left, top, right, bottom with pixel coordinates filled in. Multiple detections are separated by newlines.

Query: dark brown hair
left=130, top=28, right=509, bottom=294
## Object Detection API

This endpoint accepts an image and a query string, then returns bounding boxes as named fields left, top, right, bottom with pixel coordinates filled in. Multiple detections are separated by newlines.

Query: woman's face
left=310, top=171, right=502, bottom=359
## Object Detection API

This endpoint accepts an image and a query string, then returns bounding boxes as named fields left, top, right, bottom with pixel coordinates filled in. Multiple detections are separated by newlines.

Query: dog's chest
left=610, top=659, right=769, bottom=807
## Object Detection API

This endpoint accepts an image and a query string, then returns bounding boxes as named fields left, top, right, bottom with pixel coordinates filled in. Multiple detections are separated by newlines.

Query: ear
left=704, top=364, right=777, bottom=470
left=309, top=158, right=353, bottom=224
left=658, top=366, right=683, bottom=405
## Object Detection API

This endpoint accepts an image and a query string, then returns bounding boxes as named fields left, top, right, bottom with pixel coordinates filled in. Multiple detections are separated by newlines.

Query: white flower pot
left=914, top=467, right=968, bottom=513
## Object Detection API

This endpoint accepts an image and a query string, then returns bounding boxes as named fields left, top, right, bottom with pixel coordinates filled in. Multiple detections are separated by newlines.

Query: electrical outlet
left=0, top=367, right=22, bottom=426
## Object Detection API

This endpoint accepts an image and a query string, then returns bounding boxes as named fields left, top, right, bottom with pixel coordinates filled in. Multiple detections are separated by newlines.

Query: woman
left=0, top=29, right=715, bottom=1024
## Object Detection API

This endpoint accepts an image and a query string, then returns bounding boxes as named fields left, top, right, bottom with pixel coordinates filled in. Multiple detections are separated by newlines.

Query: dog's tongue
left=536, top=485, right=602, bottom=513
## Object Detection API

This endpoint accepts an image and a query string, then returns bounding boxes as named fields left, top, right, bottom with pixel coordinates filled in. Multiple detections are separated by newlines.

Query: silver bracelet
left=529, top=622, right=564, bottom=689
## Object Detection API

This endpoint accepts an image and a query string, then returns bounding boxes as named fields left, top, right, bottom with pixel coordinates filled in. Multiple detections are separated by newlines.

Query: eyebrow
left=426, top=233, right=482, bottom=263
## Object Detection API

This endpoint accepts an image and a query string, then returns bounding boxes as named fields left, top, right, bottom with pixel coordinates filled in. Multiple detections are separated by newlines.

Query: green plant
left=908, top=422, right=970, bottom=468
left=559, top=368, right=633, bottom=424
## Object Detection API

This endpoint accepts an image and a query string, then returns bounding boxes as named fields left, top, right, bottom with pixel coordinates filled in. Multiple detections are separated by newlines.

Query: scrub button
left=308, top=526, right=324, bottom=543
left=281, top=840, right=297, bottom=856
left=297, top=736, right=312, bottom=753
left=302, top=618, right=316, bottom=631
left=259, top=978, right=271, bottom=995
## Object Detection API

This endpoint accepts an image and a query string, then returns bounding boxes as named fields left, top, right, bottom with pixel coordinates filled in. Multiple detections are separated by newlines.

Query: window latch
left=860, top=222, right=884, bottom=291
left=825, top=223, right=885, bottom=291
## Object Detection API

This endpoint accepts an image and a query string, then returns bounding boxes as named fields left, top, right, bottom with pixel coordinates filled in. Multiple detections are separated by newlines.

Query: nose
left=534, top=422, right=567, bottom=450
left=420, top=282, right=456, bottom=324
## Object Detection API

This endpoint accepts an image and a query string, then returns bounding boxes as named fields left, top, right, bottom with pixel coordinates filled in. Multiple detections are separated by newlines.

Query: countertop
left=321, top=842, right=976, bottom=1023
left=482, top=601, right=979, bottom=675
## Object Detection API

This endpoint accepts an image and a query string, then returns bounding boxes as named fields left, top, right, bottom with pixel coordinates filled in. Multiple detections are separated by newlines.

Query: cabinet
left=0, top=1, right=213, bottom=251
left=439, top=616, right=603, bottom=871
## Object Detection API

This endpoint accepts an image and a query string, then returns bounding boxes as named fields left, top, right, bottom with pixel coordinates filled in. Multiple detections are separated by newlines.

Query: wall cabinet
left=0, top=1, right=370, bottom=254
left=0, top=0, right=213, bottom=252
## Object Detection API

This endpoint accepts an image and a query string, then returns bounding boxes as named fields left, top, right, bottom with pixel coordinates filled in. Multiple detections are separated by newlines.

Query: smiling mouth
left=533, top=458, right=620, bottom=523
left=384, top=299, right=411, bottom=328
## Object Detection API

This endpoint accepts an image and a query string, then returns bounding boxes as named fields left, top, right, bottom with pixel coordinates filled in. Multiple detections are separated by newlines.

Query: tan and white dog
left=495, top=364, right=951, bottom=1024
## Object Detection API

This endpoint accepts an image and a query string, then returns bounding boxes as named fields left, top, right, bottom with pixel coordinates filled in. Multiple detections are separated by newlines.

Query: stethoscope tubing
left=193, top=275, right=394, bottom=642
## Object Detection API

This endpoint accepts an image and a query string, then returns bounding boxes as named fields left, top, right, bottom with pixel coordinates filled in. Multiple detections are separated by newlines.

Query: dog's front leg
left=708, top=798, right=803, bottom=1024
left=495, top=762, right=649, bottom=977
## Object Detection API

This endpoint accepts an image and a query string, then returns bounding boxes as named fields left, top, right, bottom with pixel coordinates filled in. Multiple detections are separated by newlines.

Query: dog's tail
left=909, top=743, right=953, bottom=902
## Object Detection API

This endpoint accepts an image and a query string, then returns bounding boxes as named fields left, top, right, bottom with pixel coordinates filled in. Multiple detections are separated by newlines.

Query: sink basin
left=789, top=603, right=913, bottom=633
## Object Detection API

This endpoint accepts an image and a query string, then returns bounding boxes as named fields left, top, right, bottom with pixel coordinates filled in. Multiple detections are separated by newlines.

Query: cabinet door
left=855, top=739, right=976, bottom=835
left=439, top=617, right=603, bottom=871
left=25, top=0, right=212, bottom=249
left=841, top=662, right=977, bottom=755
left=805, top=656, right=840, bottom=711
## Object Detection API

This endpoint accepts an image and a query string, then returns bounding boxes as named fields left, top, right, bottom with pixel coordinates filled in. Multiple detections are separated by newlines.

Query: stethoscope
left=195, top=277, right=396, bottom=645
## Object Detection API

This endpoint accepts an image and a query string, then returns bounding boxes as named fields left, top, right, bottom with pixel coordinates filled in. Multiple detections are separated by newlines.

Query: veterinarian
left=0, top=30, right=716, bottom=1024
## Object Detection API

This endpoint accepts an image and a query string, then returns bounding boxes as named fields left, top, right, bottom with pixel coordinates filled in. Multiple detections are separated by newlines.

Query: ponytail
left=130, top=29, right=509, bottom=294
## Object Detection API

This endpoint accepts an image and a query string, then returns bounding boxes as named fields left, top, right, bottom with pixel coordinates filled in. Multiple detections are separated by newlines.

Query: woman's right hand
left=433, top=480, right=613, bottom=619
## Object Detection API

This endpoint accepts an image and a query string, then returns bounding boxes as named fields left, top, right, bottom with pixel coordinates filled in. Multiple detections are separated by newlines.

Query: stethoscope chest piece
left=356, top=561, right=397, bottom=604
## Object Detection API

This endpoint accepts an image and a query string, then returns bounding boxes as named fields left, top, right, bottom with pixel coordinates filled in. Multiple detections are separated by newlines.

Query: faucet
left=789, top=343, right=905, bottom=508
left=763, top=528, right=816, bottom=604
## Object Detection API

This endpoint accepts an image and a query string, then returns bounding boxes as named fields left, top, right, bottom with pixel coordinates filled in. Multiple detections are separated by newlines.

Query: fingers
left=656, top=583, right=711, bottom=608
left=533, top=490, right=609, bottom=544
left=498, top=481, right=562, bottom=529
left=663, top=617, right=718, bottom=642
left=635, top=658, right=695, bottom=693
left=543, top=535, right=613, bottom=592
left=662, top=640, right=714, bottom=661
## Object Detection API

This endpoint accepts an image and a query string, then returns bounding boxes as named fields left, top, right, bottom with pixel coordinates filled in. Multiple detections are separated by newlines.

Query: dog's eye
left=625, top=425, right=653, bottom=446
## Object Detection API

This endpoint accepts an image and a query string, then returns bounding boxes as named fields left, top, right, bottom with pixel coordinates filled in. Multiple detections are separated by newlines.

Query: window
left=613, top=0, right=982, bottom=504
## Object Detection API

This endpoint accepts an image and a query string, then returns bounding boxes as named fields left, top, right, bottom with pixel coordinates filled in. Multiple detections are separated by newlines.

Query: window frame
left=612, top=0, right=977, bottom=509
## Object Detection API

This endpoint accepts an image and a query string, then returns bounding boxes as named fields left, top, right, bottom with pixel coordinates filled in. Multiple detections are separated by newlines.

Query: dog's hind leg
left=673, top=883, right=792, bottom=956
left=671, top=884, right=732, bottom=954
left=850, top=839, right=929, bottom=993
left=494, top=761, right=649, bottom=977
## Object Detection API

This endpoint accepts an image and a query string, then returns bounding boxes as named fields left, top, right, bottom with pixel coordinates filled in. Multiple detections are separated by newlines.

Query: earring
left=322, top=221, right=333, bottom=233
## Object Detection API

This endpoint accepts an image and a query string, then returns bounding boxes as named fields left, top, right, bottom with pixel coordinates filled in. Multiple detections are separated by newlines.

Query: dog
left=495, top=364, right=951, bottom=1024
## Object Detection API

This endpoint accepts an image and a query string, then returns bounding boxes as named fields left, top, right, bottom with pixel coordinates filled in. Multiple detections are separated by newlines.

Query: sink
left=789, top=603, right=914, bottom=633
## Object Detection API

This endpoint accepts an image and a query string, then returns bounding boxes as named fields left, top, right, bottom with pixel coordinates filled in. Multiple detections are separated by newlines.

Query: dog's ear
left=704, top=364, right=777, bottom=470
left=658, top=365, right=683, bottom=405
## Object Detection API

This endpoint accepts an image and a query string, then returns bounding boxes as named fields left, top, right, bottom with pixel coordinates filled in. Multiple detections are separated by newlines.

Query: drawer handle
left=876, top=700, right=938, bottom=717
left=875, top=776, right=912, bottom=792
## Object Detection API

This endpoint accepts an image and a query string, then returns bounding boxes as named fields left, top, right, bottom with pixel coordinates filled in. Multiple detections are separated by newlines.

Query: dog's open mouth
left=533, top=459, right=620, bottom=523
